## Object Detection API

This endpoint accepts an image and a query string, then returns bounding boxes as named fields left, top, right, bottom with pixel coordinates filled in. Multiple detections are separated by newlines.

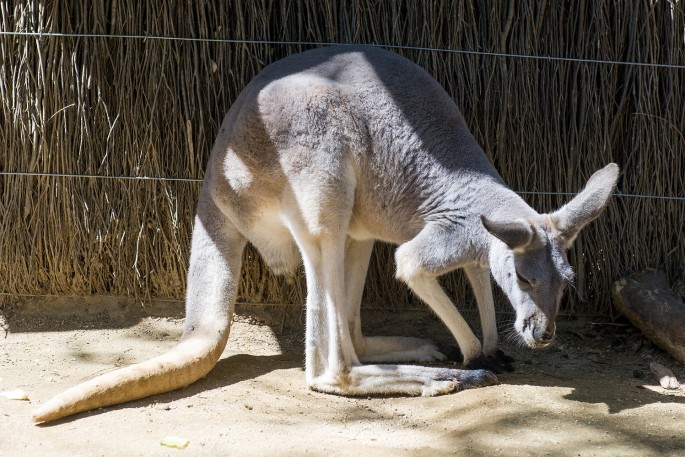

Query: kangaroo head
left=482, top=163, right=619, bottom=348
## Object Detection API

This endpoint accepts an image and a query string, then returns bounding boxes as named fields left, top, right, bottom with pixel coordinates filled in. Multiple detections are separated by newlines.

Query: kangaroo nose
left=539, top=322, right=556, bottom=342
left=541, top=329, right=555, bottom=341
left=532, top=322, right=555, bottom=345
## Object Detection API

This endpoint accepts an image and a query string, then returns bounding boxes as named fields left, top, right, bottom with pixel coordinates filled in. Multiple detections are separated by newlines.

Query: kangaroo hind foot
left=310, top=364, right=498, bottom=397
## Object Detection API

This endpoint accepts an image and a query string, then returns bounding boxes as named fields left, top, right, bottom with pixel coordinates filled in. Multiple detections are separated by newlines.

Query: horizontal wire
left=1, top=31, right=685, bottom=70
left=516, top=190, right=685, bottom=201
left=1, top=171, right=683, bottom=201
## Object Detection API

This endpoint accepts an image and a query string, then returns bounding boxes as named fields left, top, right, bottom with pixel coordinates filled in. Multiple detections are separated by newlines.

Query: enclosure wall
left=1, top=1, right=684, bottom=315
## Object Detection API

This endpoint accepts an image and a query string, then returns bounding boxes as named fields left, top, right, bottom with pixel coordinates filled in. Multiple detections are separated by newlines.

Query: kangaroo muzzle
left=531, top=321, right=556, bottom=348
left=518, top=314, right=556, bottom=349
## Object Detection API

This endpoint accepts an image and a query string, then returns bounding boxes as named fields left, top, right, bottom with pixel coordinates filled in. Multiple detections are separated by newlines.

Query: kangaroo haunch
left=32, top=46, right=619, bottom=423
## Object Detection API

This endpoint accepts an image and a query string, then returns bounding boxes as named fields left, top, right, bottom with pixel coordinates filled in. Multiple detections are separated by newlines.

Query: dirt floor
left=1, top=301, right=684, bottom=457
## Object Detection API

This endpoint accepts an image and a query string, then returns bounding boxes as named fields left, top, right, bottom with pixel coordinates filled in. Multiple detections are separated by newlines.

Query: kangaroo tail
left=32, top=330, right=228, bottom=423
left=32, top=195, right=247, bottom=423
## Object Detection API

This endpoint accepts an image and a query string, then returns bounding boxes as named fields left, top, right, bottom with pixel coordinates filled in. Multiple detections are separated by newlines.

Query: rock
left=612, top=269, right=685, bottom=365
left=0, top=389, right=29, bottom=400
left=649, top=362, right=680, bottom=389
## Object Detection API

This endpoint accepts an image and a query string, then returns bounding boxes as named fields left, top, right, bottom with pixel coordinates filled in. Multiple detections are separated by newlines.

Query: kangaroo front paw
left=466, top=350, right=515, bottom=373
left=438, top=344, right=464, bottom=363
left=495, top=349, right=515, bottom=366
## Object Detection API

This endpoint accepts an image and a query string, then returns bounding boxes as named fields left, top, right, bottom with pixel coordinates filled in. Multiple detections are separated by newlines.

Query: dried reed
left=1, top=1, right=683, bottom=316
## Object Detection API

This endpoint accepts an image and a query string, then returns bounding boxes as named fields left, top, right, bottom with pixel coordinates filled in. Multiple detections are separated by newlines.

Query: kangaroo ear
left=550, top=163, right=619, bottom=247
left=480, top=215, right=534, bottom=251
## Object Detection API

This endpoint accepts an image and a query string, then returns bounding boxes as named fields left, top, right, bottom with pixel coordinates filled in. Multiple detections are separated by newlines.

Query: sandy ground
left=1, top=302, right=684, bottom=457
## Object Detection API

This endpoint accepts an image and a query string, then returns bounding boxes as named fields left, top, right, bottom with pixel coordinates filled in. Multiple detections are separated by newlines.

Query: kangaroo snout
left=518, top=314, right=556, bottom=349
left=531, top=322, right=556, bottom=348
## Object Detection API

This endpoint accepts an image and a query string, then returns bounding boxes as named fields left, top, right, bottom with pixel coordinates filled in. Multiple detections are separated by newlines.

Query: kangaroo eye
left=516, top=271, right=532, bottom=287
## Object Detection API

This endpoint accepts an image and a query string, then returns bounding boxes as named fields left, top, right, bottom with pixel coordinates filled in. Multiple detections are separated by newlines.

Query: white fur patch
left=223, top=153, right=253, bottom=191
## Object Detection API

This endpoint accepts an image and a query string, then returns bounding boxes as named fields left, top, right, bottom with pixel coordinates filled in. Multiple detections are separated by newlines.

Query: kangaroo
left=32, top=45, right=619, bottom=423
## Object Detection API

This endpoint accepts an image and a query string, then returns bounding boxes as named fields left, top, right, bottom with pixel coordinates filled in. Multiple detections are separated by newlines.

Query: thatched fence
left=1, top=1, right=684, bottom=317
